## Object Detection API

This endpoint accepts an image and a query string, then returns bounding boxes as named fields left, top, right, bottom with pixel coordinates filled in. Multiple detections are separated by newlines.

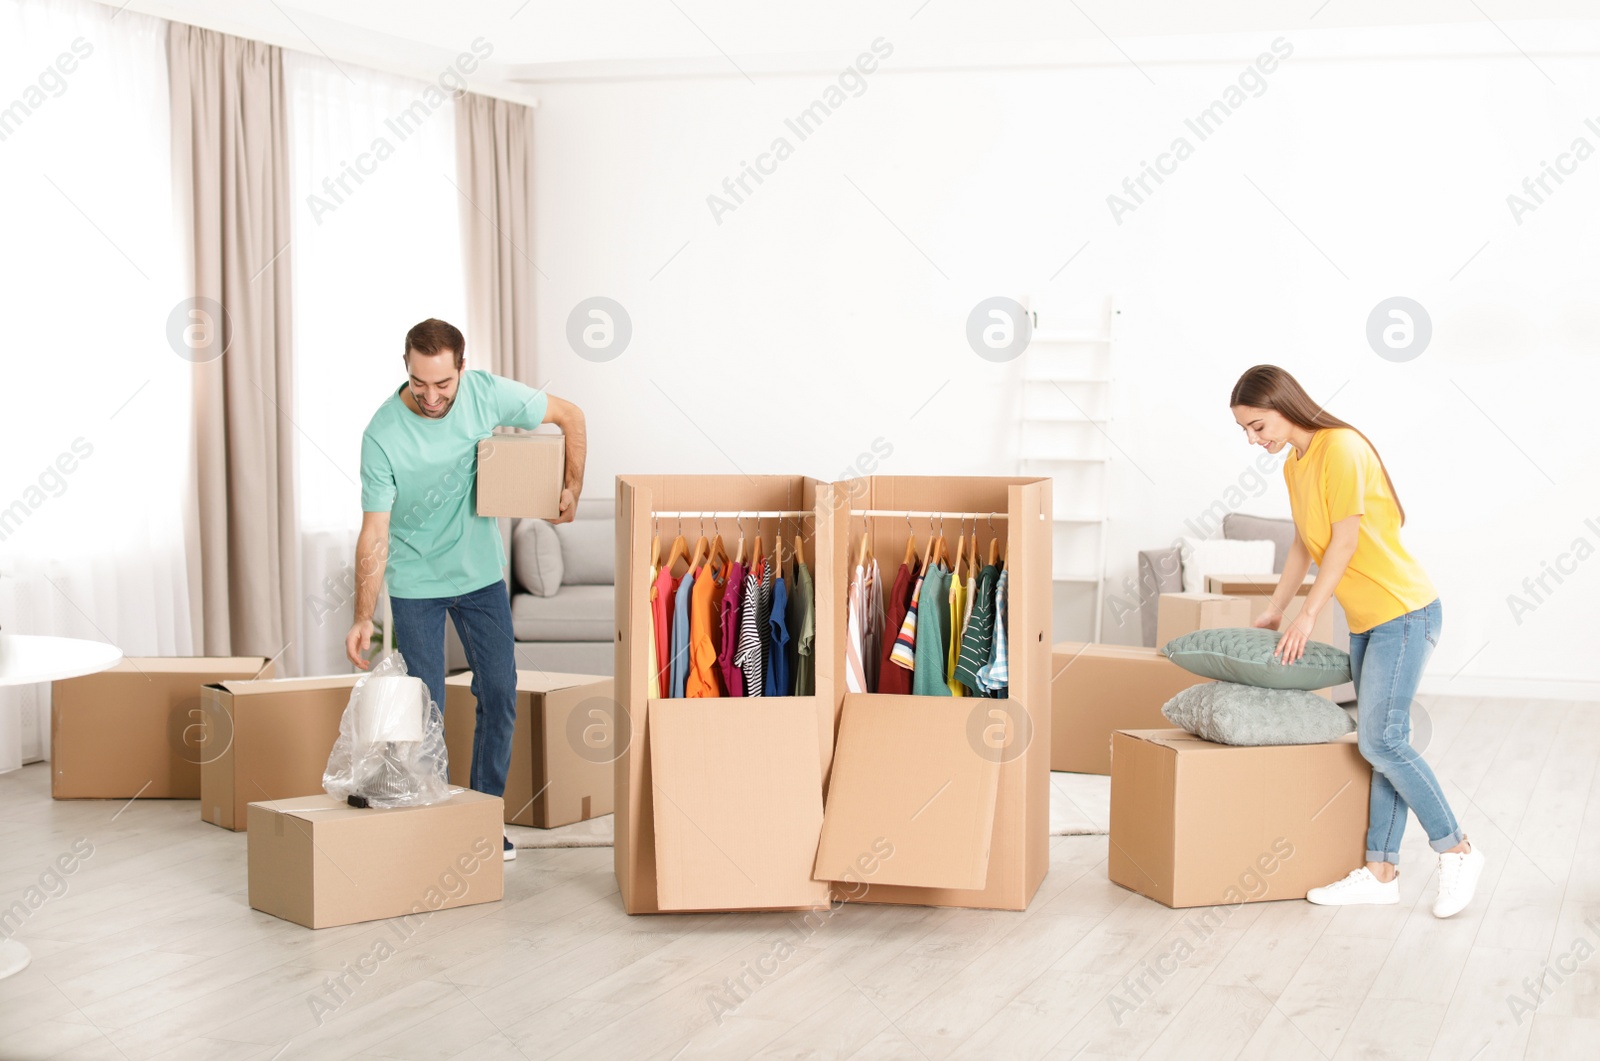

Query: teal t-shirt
left=360, top=369, right=550, bottom=599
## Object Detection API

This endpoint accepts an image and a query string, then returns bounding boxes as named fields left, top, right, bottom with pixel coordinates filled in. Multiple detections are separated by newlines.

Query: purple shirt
left=718, top=560, right=746, bottom=697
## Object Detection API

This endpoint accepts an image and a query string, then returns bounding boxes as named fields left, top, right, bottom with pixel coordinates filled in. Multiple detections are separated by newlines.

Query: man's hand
left=1253, top=604, right=1284, bottom=631
left=346, top=618, right=375, bottom=670
left=554, top=487, right=577, bottom=524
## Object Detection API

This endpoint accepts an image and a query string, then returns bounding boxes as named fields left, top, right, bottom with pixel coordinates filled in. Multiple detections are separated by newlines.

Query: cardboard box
left=614, top=474, right=840, bottom=914
left=443, top=670, right=616, bottom=828
left=1050, top=642, right=1211, bottom=774
left=812, top=474, right=1053, bottom=913
left=200, top=674, right=363, bottom=831
left=1205, top=572, right=1334, bottom=645
left=247, top=789, right=504, bottom=929
left=1108, top=729, right=1370, bottom=908
left=1154, top=592, right=1252, bottom=649
left=476, top=434, right=563, bottom=519
left=51, top=656, right=273, bottom=799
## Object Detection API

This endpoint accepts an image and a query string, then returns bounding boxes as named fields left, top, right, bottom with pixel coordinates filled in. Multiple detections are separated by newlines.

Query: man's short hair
left=405, top=319, right=464, bottom=369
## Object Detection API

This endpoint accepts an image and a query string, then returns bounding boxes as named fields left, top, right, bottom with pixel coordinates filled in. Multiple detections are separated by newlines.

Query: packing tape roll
left=353, top=675, right=426, bottom=745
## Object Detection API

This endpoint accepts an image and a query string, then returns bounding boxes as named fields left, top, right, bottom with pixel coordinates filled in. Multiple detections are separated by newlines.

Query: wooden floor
left=1, top=693, right=1595, bottom=1060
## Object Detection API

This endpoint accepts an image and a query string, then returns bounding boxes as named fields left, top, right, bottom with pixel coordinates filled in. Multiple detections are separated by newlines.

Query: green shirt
left=360, top=369, right=549, bottom=599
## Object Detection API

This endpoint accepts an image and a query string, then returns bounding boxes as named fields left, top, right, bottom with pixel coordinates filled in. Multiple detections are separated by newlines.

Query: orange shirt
left=685, top=564, right=727, bottom=698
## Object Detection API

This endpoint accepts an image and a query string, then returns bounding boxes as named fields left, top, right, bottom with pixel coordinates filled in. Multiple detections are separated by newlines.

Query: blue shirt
left=359, top=369, right=549, bottom=599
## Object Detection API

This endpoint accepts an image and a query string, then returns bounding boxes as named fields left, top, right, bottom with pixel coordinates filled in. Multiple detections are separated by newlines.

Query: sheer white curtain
left=285, top=50, right=467, bottom=676
left=0, top=0, right=191, bottom=770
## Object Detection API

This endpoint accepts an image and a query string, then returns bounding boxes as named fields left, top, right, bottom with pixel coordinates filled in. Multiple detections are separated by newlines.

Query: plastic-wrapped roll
left=352, top=674, right=426, bottom=745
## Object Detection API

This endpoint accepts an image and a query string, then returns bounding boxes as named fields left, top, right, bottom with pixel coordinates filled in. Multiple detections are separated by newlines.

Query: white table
left=0, top=634, right=123, bottom=980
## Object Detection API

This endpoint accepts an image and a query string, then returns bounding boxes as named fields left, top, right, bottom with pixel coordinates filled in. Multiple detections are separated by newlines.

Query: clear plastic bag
left=323, top=650, right=452, bottom=808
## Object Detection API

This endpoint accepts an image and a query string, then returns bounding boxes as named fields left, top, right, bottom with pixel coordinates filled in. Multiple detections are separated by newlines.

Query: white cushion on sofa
left=1178, top=536, right=1275, bottom=593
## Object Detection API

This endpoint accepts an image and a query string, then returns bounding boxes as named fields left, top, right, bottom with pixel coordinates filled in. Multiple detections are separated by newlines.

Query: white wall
left=523, top=21, right=1600, bottom=696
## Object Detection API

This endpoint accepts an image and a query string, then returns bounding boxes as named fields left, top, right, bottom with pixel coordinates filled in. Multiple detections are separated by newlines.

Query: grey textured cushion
left=554, top=519, right=614, bottom=585
left=511, top=584, right=613, bottom=641
left=512, top=519, right=563, bottom=597
left=1162, top=683, right=1355, bottom=746
left=1162, top=628, right=1351, bottom=690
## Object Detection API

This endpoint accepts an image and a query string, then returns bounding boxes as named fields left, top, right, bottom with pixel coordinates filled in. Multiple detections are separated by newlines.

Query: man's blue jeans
left=389, top=579, right=518, bottom=800
left=1350, top=597, right=1465, bottom=864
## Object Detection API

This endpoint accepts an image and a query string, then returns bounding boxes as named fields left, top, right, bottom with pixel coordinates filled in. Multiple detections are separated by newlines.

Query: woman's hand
left=1253, top=604, right=1284, bottom=631
left=1273, top=611, right=1317, bottom=665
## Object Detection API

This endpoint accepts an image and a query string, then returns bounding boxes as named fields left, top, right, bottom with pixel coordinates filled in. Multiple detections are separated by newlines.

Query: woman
left=1231, top=365, right=1483, bottom=918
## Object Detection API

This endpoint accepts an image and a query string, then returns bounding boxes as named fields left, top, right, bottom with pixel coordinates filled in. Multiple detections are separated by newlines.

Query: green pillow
left=1162, top=683, right=1355, bottom=746
left=1161, top=627, right=1351, bottom=690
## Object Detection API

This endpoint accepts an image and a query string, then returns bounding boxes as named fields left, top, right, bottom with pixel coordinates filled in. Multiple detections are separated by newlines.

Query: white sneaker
left=1306, top=867, right=1399, bottom=906
left=503, top=832, right=517, bottom=862
left=1433, top=843, right=1483, bottom=918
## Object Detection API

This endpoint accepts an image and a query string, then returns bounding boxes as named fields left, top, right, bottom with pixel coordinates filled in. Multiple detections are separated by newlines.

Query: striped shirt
left=889, top=569, right=924, bottom=670
left=954, top=564, right=1000, bottom=695
left=976, top=569, right=1009, bottom=694
left=733, top=562, right=765, bottom=697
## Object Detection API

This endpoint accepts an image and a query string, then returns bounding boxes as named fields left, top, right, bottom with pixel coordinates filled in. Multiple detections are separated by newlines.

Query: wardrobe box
left=1049, top=643, right=1211, bottom=774
left=1108, top=729, right=1370, bottom=909
left=613, top=473, right=1052, bottom=915
left=51, top=656, right=274, bottom=800
left=247, top=789, right=504, bottom=929
left=1154, top=593, right=1252, bottom=649
left=813, top=475, right=1052, bottom=913
left=615, top=474, right=837, bottom=915
left=476, top=434, right=563, bottom=519
left=200, top=674, right=363, bottom=831
left=443, top=670, right=615, bottom=828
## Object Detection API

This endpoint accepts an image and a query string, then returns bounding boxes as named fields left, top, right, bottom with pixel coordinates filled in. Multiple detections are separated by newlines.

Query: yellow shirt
left=1283, top=427, right=1436, bottom=634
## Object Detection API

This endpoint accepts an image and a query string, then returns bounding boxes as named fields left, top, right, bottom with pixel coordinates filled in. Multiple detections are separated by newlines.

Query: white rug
left=507, top=772, right=1110, bottom=849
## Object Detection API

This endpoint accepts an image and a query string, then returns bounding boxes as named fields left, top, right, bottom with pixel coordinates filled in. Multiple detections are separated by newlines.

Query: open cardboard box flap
left=814, top=694, right=1002, bottom=892
left=649, top=697, right=831, bottom=911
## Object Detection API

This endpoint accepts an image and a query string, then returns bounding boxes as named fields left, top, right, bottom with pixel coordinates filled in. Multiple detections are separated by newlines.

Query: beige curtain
left=168, top=24, right=300, bottom=674
left=455, top=92, right=538, bottom=382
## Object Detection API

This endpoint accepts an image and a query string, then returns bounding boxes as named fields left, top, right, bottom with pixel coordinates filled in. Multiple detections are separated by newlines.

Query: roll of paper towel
left=353, top=675, right=426, bottom=745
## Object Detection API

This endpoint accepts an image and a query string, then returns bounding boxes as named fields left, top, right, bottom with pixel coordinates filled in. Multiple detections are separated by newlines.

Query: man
left=345, top=318, right=586, bottom=862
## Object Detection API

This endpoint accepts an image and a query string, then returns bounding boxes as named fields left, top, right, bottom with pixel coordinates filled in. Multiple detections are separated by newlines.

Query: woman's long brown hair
left=1230, top=364, right=1406, bottom=525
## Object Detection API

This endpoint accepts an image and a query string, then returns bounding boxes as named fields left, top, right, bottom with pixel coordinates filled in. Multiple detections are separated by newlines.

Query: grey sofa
left=1137, top=512, right=1354, bottom=702
left=444, top=498, right=616, bottom=676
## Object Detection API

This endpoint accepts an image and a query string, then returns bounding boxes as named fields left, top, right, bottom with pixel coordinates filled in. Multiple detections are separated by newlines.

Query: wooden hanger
left=969, top=533, right=978, bottom=575
left=954, top=531, right=966, bottom=583
left=793, top=533, right=805, bottom=575
left=707, top=532, right=728, bottom=576
left=650, top=531, right=661, bottom=571
left=857, top=527, right=870, bottom=569
left=664, top=532, right=690, bottom=577
left=752, top=531, right=764, bottom=572
left=902, top=533, right=918, bottom=569
left=688, top=533, right=709, bottom=574
left=987, top=533, right=1000, bottom=567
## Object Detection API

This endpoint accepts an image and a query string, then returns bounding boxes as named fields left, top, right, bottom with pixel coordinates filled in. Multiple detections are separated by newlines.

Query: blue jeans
left=1350, top=598, right=1465, bottom=863
left=389, top=579, right=518, bottom=800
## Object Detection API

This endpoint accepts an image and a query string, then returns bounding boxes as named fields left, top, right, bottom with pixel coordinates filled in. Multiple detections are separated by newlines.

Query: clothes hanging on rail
left=954, top=562, right=1000, bottom=696
left=877, top=562, right=915, bottom=695
left=845, top=562, right=868, bottom=693
left=788, top=559, right=815, bottom=696
left=889, top=565, right=924, bottom=673
left=734, top=560, right=765, bottom=696
left=686, top=562, right=725, bottom=698
left=766, top=571, right=790, bottom=696
left=975, top=568, right=1009, bottom=697
left=718, top=559, right=746, bottom=697
left=647, top=562, right=661, bottom=698
left=913, top=564, right=953, bottom=697
left=652, top=564, right=677, bottom=698
left=946, top=568, right=967, bottom=697
left=862, top=558, right=884, bottom=693
left=669, top=568, right=695, bottom=698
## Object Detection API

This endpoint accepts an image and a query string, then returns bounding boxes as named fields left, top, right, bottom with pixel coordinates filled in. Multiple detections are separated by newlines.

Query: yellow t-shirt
left=1283, top=427, right=1436, bottom=634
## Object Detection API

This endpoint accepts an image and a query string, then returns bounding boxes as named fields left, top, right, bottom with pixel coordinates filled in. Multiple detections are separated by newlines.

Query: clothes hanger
left=934, top=515, right=947, bottom=569
left=665, top=525, right=690, bottom=576
left=954, top=521, right=966, bottom=583
left=968, top=521, right=978, bottom=576
left=687, top=514, right=709, bottom=574
left=920, top=514, right=936, bottom=575
left=987, top=512, right=1000, bottom=567
left=857, top=520, right=870, bottom=570
left=707, top=515, right=729, bottom=576
left=734, top=511, right=745, bottom=565
left=902, top=512, right=918, bottom=569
